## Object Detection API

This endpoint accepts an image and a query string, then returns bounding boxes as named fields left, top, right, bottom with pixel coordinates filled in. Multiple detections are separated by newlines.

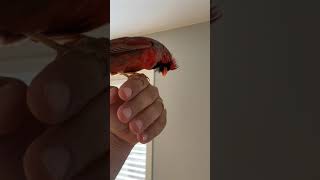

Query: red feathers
left=0, top=2, right=178, bottom=77
left=110, top=37, right=177, bottom=76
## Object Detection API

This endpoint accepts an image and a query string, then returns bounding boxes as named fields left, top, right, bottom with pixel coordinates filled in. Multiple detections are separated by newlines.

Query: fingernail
left=42, top=147, right=71, bottom=180
left=122, top=87, right=132, bottom=99
left=142, top=134, right=148, bottom=142
left=133, top=120, right=143, bottom=133
left=44, top=82, right=70, bottom=115
left=122, top=107, right=132, bottom=121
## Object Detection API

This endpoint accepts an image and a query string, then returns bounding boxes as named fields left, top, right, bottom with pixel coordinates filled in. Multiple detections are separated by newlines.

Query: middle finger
left=24, top=90, right=108, bottom=180
left=118, top=74, right=150, bottom=101
left=117, top=85, right=159, bottom=123
left=129, top=98, right=164, bottom=135
left=27, top=37, right=107, bottom=124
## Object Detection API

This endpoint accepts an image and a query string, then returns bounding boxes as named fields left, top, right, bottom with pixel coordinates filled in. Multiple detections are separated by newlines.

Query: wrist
left=110, top=132, right=135, bottom=179
left=110, top=132, right=135, bottom=150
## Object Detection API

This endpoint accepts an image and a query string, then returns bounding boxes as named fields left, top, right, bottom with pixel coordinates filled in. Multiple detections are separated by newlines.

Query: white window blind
left=116, top=143, right=147, bottom=180
left=111, top=70, right=154, bottom=180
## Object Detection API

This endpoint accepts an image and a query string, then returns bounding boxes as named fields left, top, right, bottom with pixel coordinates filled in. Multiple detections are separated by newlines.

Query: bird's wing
left=110, top=37, right=153, bottom=54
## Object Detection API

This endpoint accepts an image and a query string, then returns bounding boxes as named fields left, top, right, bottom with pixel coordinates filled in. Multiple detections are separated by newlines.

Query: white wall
left=110, top=0, right=210, bottom=39
left=147, top=22, right=210, bottom=180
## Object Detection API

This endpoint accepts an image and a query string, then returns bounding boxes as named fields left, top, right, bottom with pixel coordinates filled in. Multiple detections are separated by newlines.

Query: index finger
left=118, top=74, right=150, bottom=101
left=27, top=37, right=107, bottom=124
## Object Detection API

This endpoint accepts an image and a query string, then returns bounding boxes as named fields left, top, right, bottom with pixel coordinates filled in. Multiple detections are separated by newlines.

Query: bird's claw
left=121, top=73, right=150, bottom=84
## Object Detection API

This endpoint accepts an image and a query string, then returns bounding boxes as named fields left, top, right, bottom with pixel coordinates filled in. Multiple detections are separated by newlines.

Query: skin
left=0, top=56, right=166, bottom=179
left=110, top=76, right=167, bottom=179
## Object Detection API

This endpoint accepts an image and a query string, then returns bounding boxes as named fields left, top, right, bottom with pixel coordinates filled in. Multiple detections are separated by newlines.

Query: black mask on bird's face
left=153, top=49, right=177, bottom=76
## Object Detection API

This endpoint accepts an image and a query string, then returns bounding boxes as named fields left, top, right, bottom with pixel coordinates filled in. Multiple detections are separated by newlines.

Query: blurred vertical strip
left=211, top=5, right=223, bottom=24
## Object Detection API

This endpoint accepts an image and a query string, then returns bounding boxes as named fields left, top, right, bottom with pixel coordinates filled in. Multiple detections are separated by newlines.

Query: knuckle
left=130, top=99, right=147, bottom=115
left=158, top=114, right=167, bottom=128
left=149, top=86, right=159, bottom=98
left=141, top=75, right=149, bottom=84
left=125, top=80, right=137, bottom=89
left=155, top=99, right=164, bottom=112
left=149, top=105, right=161, bottom=120
left=139, top=105, right=159, bottom=123
left=147, top=104, right=157, bottom=116
left=154, top=86, right=160, bottom=95
left=137, top=78, right=147, bottom=87
left=124, top=79, right=141, bottom=89
left=137, top=109, right=150, bottom=121
left=132, top=74, right=149, bottom=87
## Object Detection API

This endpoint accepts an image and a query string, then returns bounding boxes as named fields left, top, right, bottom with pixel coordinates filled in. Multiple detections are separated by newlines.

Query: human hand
left=0, top=39, right=108, bottom=180
left=0, top=77, right=43, bottom=180
left=110, top=75, right=167, bottom=146
left=25, top=45, right=108, bottom=180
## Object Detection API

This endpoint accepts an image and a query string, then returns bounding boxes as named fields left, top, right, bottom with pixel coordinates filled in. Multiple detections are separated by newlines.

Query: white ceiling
left=110, top=0, right=210, bottom=38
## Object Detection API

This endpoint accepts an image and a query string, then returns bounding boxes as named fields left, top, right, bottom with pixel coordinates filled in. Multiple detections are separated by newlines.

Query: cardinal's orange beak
left=162, top=67, right=168, bottom=76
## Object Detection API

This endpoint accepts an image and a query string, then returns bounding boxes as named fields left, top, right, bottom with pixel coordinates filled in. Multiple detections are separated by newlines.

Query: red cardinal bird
left=26, top=34, right=177, bottom=78
left=0, top=1, right=177, bottom=77
left=0, top=0, right=108, bottom=45
left=110, top=37, right=178, bottom=77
